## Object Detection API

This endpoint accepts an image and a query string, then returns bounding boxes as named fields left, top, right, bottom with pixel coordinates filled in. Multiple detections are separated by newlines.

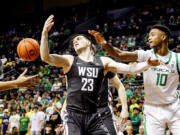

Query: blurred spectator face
left=122, top=20, right=126, bottom=24
left=125, top=84, right=130, bottom=90
left=40, top=66, right=44, bottom=71
left=134, top=88, right=139, bottom=95
left=73, top=35, right=91, bottom=53
left=42, top=94, right=46, bottom=99
left=96, top=25, right=100, bottom=30
left=45, top=65, right=48, bottom=69
left=11, top=76, right=15, bottom=80
left=148, top=29, right=167, bottom=48
left=109, top=36, right=112, bottom=40
left=4, top=111, right=8, bottom=116
left=126, top=126, right=133, bottom=134
left=12, top=110, right=16, bottom=115
left=46, top=78, right=50, bottom=83
left=133, top=108, right=140, bottom=115
left=116, top=123, right=120, bottom=132
left=0, top=106, right=3, bottom=112
left=126, top=120, right=132, bottom=126
left=32, top=66, right=36, bottom=70
left=139, top=125, right=144, bottom=134
left=39, top=73, right=43, bottom=78
left=178, top=36, right=180, bottom=42
left=130, top=19, right=134, bottom=23
left=49, top=100, right=53, bottom=106
left=131, top=97, right=136, bottom=104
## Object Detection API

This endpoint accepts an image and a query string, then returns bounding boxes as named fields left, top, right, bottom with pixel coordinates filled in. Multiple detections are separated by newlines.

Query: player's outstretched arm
left=0, top=69, right=38, bottom=91
left=88, top=30, right=138, bottom=61
left=110, top=75, right=128, bottom=123
left=103, top=57, right=160, bottom=74
left=40, top=15, right=72, bottom=68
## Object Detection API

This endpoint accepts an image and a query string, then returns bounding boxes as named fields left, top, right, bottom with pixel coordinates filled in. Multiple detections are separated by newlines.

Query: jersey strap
left=154, top=50, right=172, bottom=64
left=175, top=53, right=180, bottom=76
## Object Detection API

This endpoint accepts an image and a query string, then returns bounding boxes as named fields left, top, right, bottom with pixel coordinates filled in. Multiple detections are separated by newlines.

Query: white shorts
left=143, top=100, right=180, bottom=135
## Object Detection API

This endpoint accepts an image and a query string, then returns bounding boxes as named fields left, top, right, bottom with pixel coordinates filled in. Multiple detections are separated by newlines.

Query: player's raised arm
left=88, top=30, right=138, bottom=62
left=40, top=15, right=72, bottom=68
left=102, top=57, right=160, bottom=74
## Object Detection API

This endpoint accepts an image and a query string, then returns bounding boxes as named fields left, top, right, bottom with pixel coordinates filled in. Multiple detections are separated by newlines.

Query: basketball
left=17, top=38, right=40, bottom=61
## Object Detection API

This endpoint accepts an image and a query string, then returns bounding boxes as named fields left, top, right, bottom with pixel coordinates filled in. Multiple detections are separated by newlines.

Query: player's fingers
left=28, top=74, right=39, bottom=80
left=88, top=30, right=95, bottom=35
left=47, top=14, right=54, bottom=21
left=20, top=68, right=28, bottom=76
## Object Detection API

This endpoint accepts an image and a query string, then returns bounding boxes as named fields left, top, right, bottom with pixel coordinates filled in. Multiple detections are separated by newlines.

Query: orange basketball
left=17, top=38, right=40, bottom=61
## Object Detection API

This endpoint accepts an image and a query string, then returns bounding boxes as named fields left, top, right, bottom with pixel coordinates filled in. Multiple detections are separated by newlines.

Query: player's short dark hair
left=70, top=34, right=92, bottom=45
left=150, top=24, right=171, bottom=37
left=70, top=34, right=96, bottom=55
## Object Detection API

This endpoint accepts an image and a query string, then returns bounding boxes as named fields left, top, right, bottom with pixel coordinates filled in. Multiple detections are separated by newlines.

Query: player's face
left=73, top=36, right=91, bottom=52
left=148, top=29, right=164, bottom=48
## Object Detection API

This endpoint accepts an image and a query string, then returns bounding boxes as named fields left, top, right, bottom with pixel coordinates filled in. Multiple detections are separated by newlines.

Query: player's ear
left=161, top=34, right=167, bottom=41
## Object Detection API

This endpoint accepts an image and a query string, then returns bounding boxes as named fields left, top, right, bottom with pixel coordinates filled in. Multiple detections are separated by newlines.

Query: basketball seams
left=24, top=39, right=31, bottom=60
left=26, top=40, right=38, bottom=55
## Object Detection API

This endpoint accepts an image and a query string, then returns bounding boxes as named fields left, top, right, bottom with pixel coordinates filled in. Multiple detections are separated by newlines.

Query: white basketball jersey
left=137, top=49, right=180, bottom=104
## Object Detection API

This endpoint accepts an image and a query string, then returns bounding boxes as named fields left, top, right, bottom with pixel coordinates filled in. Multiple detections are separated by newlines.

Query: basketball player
left=61, top=72, right=128, bottom=135
left=89, top=24, right=180, bottom=135
left=0, top=67, right=38, bottom=91
left=40, top=15, right=160, bottom=135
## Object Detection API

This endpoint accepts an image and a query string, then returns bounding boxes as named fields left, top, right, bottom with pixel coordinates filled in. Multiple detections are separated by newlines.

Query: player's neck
left=154, top=42, right=169, bottom=56
left=77, top=48, right=94, bottom=62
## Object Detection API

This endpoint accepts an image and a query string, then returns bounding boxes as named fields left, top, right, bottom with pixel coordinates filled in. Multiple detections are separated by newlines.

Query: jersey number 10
left=156, top=73, right=168, bottom=86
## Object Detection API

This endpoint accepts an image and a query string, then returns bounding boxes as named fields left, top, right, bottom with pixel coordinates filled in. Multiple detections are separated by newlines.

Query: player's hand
left=88, top=30, right=107, bottom=45
left=120, top=109, right=128, bottom=124
left=42, top=15, right=54, bottom=34
left=16, top=68, right=38, bottom=88
left=147, top=57, right=160, bottom=66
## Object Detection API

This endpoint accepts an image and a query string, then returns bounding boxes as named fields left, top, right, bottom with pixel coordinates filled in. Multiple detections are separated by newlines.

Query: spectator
left=2, top=109, right=9, bottom=135
left=51, top=78, right=62, bottom=92
left=47, top=103, right=62, bottom=135
left=125, top=126, right=134, bottom=135
left=44, top=78, right=52, bottom=91
left=18, top=110, right=29, bottom=135
left=29, top=105, right=43, bottom=135
left=129, top=97, right=139, bottom=116
left=8, top=109, right=20, bottom=134
left=130, top=107, right=141, bottom=134
left=125, top=84, right=133, bottom=100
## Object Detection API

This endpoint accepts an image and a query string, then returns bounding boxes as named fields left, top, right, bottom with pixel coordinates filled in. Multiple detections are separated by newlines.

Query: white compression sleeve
left=116, top=61, right=150, bottom=74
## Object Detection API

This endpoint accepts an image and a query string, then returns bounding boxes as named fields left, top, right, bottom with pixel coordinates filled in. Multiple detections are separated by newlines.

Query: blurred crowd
left=0, top=0, right=180, bottom=135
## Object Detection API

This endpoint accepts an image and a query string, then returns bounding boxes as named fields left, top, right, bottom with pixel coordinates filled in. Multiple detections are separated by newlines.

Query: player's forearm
left=40, top=31, right=50, bottom=62
left=0, top=80, right=18, bottom=91
left=103, top=43, right=138, bottom=61
left=116, top=61, right=150, bottom=74
left=61, top=99, right=67, bottom=119
left=117, top=83, right=128, bottom=111
left=102, top=43, right=123, bottom=60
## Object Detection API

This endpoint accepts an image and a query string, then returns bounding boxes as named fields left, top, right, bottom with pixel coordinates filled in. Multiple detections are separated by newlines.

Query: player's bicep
left=46, top=54, right=72, bottom=67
